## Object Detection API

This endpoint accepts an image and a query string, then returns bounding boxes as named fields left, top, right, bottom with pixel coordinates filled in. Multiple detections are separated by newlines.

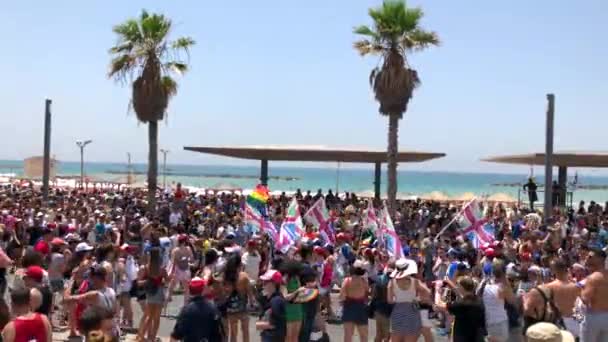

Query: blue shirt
left=447, top=261, right=459, bottom=280
left=260, top=292, right=286, bottom=341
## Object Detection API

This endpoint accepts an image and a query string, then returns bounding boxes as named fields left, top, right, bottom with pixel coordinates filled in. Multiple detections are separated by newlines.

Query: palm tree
left=108, top=10, right=195, bottom=212
left=354, top=0, right=439, bottom=216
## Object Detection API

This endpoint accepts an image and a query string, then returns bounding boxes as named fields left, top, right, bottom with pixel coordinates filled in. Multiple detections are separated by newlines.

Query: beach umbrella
left=397, top=193, right=418, bottom=201
left=356, top=190, right=376, bottom=198
left=421, top=191, right=449, bottom=201
left=453, top=192, right=476, bottom=201
left=487, top=193, right=516, bottom=203
left=209, top=183, right=243, bottom=193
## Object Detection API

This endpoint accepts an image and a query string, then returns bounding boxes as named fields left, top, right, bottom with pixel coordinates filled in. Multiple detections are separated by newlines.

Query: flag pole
left=434, top=198, right=476, bottom=241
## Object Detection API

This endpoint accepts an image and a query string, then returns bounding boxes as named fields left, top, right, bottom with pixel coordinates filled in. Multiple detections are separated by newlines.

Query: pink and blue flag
left=457, top=199, right=495, bottom=248
left=244, top=202, right=278, bottom=241
left=380, top=206, right=402, bottom=258
left=276, top=199, right=304, bottom=252
left=304, top=198, right=335, bottom=244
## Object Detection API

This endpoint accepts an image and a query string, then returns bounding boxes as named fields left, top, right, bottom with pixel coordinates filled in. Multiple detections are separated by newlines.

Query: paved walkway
left=51, top=293, right=449, bottom=341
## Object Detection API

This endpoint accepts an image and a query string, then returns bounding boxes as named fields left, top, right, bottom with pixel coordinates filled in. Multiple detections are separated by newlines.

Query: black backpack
left=532, top=287, right=565, bottom=329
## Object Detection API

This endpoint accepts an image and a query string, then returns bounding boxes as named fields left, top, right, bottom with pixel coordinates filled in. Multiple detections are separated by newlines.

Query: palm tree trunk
left=387, top=114, right=400, bottom=217
left=147, top=120, right=158, bottom=213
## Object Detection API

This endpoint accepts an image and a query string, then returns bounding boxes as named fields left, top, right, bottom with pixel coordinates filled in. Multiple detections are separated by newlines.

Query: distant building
left=23, top=156, right=57, bottom=180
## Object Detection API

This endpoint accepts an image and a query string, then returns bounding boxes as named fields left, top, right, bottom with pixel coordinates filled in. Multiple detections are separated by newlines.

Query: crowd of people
left=0, top=181, right=606, bottom=342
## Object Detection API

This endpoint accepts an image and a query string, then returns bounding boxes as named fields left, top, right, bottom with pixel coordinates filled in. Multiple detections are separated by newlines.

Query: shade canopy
left=481, top=151, right=608, bottom=168
left=184, top=145, right=445, bottom=163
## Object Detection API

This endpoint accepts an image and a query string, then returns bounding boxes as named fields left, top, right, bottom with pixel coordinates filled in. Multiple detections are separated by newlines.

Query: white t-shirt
left=169, top=212, right=181, bottom=227
left=241, top=252, right=261, bottom=280
left=97, top=287, right=117, bottom=311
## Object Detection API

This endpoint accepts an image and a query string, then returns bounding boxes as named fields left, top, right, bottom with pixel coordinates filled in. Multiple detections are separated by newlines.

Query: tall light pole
left=544, top=94, right=555, bottom=217
left=160, top=149, right=169, bottom=189
left=127, top=152, right=132, bottom=185
left=42, top=99, right=52, bottom=202
left=76, top=140, right=93, bottom=188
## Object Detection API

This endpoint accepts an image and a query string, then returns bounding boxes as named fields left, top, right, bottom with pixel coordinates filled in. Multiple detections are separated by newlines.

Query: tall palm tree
left=108, top=10, right=195, bottom=212
left=354, top=0, right=439, bottom=216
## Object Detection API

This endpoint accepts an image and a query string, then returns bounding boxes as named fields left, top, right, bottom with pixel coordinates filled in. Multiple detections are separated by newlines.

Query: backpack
left=532, top=287, right=565, bottom=329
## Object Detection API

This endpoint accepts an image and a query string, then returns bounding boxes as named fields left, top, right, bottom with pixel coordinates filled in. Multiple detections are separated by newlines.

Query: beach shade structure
left=482, top=151, right=608, bottom=208
left=184, top=145, right=445, bottom=200
left=421, top=191, right=449, bottom=202
left=487, top=192, right=516, bottom=203
left=453, top=192, right=476, bottom=202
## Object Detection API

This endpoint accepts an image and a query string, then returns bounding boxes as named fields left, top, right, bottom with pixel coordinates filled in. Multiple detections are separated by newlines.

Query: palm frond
left=369, top=67, right=379, bottom=87
left=161, top=76, right=178, bottom=98
left=163, top=62, right=188, bottom=76
left=109, top=42, right=135, bottom=54
left=112, top=19, right=143, bottom=45
left=402, top=29, right=440, bottom=51
left=108, top=54, right=137, bottom=80
left=140, top=11, right=171, bottom=45
left=397, top=6, right=424, bottom=33
left=172, top=37, right=195, bottom=52
left=353, top=40, right=385, bottom=56
left=353, top=25, right=380, bottom=40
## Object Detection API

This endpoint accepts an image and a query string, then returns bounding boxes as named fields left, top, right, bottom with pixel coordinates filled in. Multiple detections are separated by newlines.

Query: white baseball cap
left=75, top=242, right=94, bottom=253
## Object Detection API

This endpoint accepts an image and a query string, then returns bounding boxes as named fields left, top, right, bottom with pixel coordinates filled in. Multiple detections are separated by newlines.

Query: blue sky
left=1, top=0, right=607, bottom=174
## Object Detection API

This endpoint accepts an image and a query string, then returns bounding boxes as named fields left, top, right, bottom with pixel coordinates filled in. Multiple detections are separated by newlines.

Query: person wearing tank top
left=64, top=265, right=118, bottom=337
left=167, top=235, right=193, bottom=303
left=481, top=261, right=516, bottom=342
left=2, top=286, right=51, bottom=342
left=340, top=260, right=369, bottom=342
left=387, top=258, right=431, bottom=342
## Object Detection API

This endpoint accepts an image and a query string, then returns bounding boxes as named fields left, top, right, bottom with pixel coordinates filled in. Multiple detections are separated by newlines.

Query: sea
left=2, top=160, right=608, bottom=204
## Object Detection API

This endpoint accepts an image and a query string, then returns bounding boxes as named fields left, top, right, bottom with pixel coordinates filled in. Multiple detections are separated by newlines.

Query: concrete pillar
left=558, top=166, right=567, bottom=207
left=374, top=162, right=381, bottom=200
left=260, top=159, right=268, bottom=185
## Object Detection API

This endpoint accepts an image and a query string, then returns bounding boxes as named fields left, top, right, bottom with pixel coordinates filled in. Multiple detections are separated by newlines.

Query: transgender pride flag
left=457, top=199, right=495, bottom=248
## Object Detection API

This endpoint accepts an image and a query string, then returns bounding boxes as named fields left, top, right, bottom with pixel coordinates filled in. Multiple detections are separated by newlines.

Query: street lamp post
left=160, top=149, right=169, bottom=189
left=76, top=140, right=93, bottom=188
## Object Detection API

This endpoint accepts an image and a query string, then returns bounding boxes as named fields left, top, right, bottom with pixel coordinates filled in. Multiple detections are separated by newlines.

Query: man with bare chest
left=523, top=258, right=579, bottom=337
left=168, top=235, right=194, bottom=303
left=544, top=259, right=580, bottom=338
left=580, top=248, right=608, bottom=342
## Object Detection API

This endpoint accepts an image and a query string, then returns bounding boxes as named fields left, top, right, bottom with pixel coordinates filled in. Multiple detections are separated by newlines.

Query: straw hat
left=390, top=258, right=418, bottom=279
left=525, top=322, right=574, bottom=342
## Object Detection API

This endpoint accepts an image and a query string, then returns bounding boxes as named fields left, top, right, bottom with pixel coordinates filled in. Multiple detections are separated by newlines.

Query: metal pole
left=42, top=99, right=52, bottom=202
left=127, top=152, right=132, bottom=185
left=336, top=162, right=341, bottom=194
left=544, top=94, right=555, bottom=217
left=80, top=146, right=84, bottom=188
left=163, top=152, right=167, bottom=189
left=160, top=149, right=169, bottom=189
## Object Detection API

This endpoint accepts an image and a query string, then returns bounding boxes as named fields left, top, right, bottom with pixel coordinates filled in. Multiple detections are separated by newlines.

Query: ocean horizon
left=2, top=159, right=608, bottom=204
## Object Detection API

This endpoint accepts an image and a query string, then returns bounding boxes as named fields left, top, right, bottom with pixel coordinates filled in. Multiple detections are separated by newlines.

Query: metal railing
left=518, top=189, right=573, bottom=209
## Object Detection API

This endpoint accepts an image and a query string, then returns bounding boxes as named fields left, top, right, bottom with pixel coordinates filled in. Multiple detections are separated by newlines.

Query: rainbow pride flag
left=247, top=184, right=270, bottom=216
